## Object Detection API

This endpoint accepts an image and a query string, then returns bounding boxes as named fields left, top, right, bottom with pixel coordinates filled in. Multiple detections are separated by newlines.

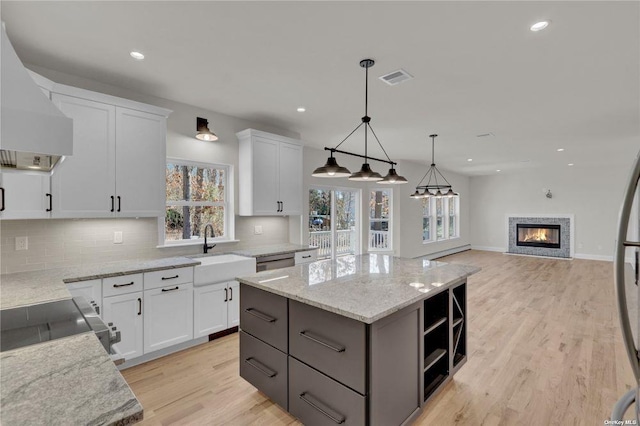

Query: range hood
left=0, top=23, right=73, bottom=172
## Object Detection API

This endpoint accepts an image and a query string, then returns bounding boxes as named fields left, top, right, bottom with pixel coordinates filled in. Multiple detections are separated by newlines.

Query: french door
left=309, top=188, right=359, bottom=260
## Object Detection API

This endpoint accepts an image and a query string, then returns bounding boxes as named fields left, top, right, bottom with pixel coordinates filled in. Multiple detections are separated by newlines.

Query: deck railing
left=309, top=229, right=356, bottom=258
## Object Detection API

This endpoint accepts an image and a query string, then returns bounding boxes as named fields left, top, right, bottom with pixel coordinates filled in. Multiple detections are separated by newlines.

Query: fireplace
left=516, top=224, right=561, bottom=249
left=508, top=216, right=572, bottom=258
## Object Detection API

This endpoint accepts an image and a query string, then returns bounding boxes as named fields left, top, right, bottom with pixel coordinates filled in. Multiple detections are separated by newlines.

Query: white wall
left=468, top=164, right=633, bottom=260
left=298, top=145, right=471, bottom=259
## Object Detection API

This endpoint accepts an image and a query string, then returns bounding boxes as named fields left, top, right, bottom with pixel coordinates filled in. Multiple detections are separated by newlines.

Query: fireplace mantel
left=506, top=214, right=575, bottom=258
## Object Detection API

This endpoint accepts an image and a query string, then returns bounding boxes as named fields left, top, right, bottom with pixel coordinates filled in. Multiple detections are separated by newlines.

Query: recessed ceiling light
left=557, top=148, right=564, bottom=152
left=297, top=107, right=306, bottom=112
left=568, top=163, right=574, bottom=166
left=130, top=51, right=145, bottom=60
left=496, top=169, right=501, bottom=172
left=530, top=21, right=550, bottom=32
left=467, top=158, right=473, bottom=162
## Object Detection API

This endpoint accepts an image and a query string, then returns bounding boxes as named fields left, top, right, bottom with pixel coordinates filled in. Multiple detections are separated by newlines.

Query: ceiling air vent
left=379, top=69, right=413, bottom=86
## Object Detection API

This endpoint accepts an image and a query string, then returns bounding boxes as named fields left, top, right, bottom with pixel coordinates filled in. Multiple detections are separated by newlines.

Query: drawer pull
left=161, top=286, right=179, bottom=292
left=299, top=392, right=345, bottom=424
left=299, top=331, right=345, bottom=353
left=113, top=282, right=134, bottom=288
left=161, top=275, right=179, bottom=280
left=244, top=357, right=277, bottom=378
left=245, top=308, right=276, bottom=323
left=302, top=255, right=312, bottom=259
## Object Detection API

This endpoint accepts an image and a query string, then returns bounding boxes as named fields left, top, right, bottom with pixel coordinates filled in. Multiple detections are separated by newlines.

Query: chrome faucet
left=203, top=224, right=217, bottom=253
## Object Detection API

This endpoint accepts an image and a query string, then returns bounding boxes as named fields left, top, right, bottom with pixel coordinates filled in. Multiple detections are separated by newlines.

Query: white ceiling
left=2, top=1, right=638, bottom=175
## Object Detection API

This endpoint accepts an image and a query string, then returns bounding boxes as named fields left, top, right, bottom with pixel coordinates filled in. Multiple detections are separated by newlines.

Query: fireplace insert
left=516, top=224, right=561, bottom=249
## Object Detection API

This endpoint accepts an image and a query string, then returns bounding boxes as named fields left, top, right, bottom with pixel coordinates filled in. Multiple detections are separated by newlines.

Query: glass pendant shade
left=196, top=117, right=218, bottom=141
left=312, top=156, right=351, bottom=177
left=380, top=168, right=408, bottom=184
left=349, top=163, right=383, bottom=181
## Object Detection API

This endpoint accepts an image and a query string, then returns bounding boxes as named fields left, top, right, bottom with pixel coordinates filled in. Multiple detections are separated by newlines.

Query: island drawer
left=240, top=284, right=288, bottom=352
left=240, top=331, right=288, bottom=410
left=289, top=300, right=366, bottom=395
left=289, top=357, right=366, bottom=426
left=144, top=267, right=194, bottom=290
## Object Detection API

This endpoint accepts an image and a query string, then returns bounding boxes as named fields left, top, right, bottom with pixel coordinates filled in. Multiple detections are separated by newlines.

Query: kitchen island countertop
left=236, top=254, right=480, bottom=324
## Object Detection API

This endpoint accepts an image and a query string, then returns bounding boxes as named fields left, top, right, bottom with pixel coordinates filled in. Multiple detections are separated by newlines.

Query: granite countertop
left=230, top=243, right=316, bottom=258
left=236, top=254, right=480, bottom=324
left=0, top=257, right=200, bottom=310
left=0, top=332, right=143, bottom=426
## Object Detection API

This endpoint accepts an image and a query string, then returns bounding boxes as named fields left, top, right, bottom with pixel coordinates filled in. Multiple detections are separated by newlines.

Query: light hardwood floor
left=122, top=250, right=636, bottom=425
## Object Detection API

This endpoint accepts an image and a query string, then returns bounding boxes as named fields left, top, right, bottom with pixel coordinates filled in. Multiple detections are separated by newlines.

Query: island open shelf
left=236, top=254, right=478, bottom=426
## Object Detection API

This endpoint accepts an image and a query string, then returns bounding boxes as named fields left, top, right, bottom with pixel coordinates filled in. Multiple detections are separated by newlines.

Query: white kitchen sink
left=194, top=254, right=256, bottom=286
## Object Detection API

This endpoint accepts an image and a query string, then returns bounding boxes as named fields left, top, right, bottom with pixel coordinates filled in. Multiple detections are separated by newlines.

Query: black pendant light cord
left=415, top=134, right=453, bottom=190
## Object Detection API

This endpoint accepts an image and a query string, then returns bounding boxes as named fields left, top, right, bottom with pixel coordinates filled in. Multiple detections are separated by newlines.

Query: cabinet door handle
left=298, top=392, right=345, bottom=424
left=137, top=298, right=142, bottom=315
left=161, top=286, right=179, bottom=292
left=302, top=255, right=312, bottom=259
left=161, top=275, right=179, bottom=280
left=229, top=287, right=233, bottom=301
left=117, top=196, right=121, bottom=212
left=224, top=288, right=228, bottom=302
left=1, top=187, right=5, bottom=211
left=244, top=357, right=277, bottom=378
left=299, top=330, right=345, bottom=353
left=110, top=196, right=115, bottom=212
left=46, top=193, right=52, bottom=212
left=280, top=201, right=284, bottom=212
left=276, top=201, right=280, bottom=212
left=113, top=281, right=134, bottom=288
left=244, top=308, right=276, bottom=323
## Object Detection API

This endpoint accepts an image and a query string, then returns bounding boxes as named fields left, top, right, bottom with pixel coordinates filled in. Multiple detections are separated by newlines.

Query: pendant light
left=312, top=59, right=407, bottom=184
left=411, top=134, right=457, bottom=199
left=196, top=117, right=218, bottom=141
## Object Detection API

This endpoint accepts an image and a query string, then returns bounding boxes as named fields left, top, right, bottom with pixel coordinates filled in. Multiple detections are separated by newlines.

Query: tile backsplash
left=0, top=216, right=290, bottom=274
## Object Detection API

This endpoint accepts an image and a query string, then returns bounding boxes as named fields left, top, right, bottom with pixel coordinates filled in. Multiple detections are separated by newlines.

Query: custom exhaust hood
left=1, top=23, right=73, bottom=172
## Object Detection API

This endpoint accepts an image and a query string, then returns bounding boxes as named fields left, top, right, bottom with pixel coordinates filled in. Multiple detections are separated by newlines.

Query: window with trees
left=422, top=196, right=459, bottom=243
left=369, top=189, right=392, bottom=251
left=165, top=160, right=229, bottom=243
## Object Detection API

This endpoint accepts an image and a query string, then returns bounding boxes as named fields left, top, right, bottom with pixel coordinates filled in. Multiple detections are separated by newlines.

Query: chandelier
left=410, top=134, right=457, bottom=199
left=312, top=59, right=407, bottom=184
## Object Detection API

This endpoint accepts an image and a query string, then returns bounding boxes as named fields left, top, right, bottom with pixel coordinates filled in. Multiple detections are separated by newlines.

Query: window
left=369, top=189, right=392, bottom=251
left=422, top=196, right=459, bottom=243
left=165, top=160, right=231, bottom=244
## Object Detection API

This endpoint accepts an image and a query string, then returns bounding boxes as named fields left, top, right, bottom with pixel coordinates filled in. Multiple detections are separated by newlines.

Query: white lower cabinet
left=102, top=291, right=143, bottom=360
left=144, top=283, right=194, bottom=353
left=193, top=280, right=240, bottom=338
left=228, top=281, right=240, bottom=328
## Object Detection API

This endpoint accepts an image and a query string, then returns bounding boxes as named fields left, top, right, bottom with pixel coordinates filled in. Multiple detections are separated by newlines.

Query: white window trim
left=423, top=196, right=459, bottom=244
left=369, top=188, right=393, bottom=252
left=159, top=158, right=235, bottom=247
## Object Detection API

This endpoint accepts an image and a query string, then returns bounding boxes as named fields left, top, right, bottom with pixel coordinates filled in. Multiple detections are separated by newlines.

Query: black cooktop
left=0, top=299, right=90, bottom=352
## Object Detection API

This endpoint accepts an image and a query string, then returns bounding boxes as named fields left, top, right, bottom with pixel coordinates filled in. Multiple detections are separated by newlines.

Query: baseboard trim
left=470, top=246, right=505, bottom=253
left=416, top=244, right=471, bottom=260
left=118, top=336, right=208, bottom=370
left=574, top=253, right=614, bottom=262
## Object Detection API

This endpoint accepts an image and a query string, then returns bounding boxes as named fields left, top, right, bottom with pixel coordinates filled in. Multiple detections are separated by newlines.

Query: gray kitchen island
left=236, top=254, right=479, bottom=426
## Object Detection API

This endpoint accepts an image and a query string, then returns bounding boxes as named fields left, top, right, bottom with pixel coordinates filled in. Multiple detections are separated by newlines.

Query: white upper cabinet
left=51, top=94, right=116, bottom=218
left=237, top=129, right=303, bottom=216
left=115, top=107, right=166, bottom=217
left=0, top=170, right=51, bottom=219
left=50, top=86, right=170, bottom=219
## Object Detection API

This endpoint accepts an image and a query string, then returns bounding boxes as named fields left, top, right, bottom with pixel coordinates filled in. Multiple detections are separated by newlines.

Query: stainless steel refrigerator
left=613, top=148, right=640, bottom=421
